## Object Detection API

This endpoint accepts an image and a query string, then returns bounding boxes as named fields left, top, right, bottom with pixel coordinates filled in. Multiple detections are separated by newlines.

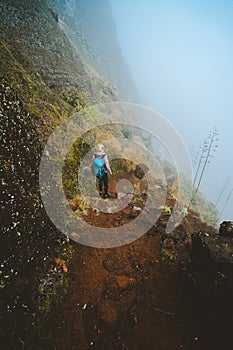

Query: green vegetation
left=121, top=127, right=133, bottom=140
left=159, top=205, right=172, bottom=214
left=59, top=88, right=89, bottom=112
left=181, top=207, right=189, bottom=217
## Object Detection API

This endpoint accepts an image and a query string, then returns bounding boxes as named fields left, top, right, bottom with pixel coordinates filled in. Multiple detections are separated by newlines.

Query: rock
left=132, top=206, right=142, bottom=211
left=123, top=208, right=132, bottom=216
left=115, top=276, right=136, bottom=290
left=191, top=231, right=233, bottom=264
left=184, top=225, right=233, bottom=298
left=128, top=211, right=138, bottom=219
left=219, top=221, right=233, bottom=238
left=134, top=163, right=149, bottom=179
left=183, top=224, right=233, bottom=350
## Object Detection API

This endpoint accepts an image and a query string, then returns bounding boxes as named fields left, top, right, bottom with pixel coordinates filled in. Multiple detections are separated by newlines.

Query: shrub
left=121, top=127, right=133, bottom=140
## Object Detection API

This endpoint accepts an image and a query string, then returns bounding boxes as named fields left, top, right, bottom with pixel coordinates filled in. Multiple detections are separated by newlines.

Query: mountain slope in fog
left=0, top=0, right=120, bottom=104
left=48, top=0, right=139, bottom=102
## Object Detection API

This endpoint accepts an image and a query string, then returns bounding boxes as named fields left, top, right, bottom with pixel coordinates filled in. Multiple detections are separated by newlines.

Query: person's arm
left=90, top=154, right=95, bottom=167
left=104, top=154, right=112, bottom=175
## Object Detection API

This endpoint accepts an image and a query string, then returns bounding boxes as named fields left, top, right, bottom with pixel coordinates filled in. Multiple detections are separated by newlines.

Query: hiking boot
left=104, top=193, right=110, bottom=199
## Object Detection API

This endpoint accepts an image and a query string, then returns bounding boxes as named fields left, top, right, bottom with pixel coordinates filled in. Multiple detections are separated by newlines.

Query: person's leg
left=97, top=176, right=103, bottom=194
left=103, top=172, right=109, bottom=197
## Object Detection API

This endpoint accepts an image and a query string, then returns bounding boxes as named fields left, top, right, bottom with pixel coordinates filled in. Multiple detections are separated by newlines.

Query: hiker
left=92, top=144, right=112, bottom=198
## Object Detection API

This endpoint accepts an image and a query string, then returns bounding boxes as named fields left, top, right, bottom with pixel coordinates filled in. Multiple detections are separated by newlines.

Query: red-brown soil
left=35, top=174, right=216, bottom=350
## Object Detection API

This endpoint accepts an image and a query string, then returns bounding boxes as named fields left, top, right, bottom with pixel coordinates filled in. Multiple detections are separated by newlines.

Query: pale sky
left=111, top=0, right=233, bottom=219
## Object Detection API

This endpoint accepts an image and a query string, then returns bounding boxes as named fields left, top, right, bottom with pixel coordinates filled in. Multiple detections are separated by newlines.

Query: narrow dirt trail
left=33, top=173, right=213, bottom=350
left=40, top=237, right=188, bottom=349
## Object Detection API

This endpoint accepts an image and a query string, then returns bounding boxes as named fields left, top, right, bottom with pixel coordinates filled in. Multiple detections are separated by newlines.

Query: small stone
left=115, top=275, right=136, bottom=290
left=82, top=303, right=87, bottom=310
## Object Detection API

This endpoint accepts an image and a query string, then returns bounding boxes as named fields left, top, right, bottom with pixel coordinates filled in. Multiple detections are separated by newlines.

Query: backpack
left=92, top=155, right=105, bottom=177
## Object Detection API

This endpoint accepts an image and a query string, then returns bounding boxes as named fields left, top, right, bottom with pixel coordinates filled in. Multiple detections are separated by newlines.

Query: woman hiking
left=92, top=144, right=112, bottom=198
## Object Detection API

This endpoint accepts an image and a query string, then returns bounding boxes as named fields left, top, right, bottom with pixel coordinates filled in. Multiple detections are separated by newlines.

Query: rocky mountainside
left=48, top=0, right=139, bottom=102
left=0, top=0, right=138, bottom=347
left=0, top=0, right=120, bottom=104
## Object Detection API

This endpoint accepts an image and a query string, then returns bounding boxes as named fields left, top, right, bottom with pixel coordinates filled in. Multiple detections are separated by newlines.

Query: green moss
left=159, top=205, right=172, bottom=214
left=59, top=87, right=89, bottom=112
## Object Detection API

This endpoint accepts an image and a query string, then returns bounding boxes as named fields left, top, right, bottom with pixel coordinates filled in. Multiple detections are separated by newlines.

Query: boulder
left=184, top=223, right=233, bottom=298
left=219, top=221, right=233, bottom=238
left=134, top=163, right=149, bottom=179
left=191, top=231, right=233, bottom=264
left=182, top=223, right=233, bottom=348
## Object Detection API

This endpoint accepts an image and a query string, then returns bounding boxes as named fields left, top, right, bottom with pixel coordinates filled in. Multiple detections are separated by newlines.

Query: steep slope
left=0, top=0, right=117, bottom=105
left=0, top=0, right=123, bottom=347
left=1, top=1, right=226, bottom=349
left=48, top=0, right=139, bottom=102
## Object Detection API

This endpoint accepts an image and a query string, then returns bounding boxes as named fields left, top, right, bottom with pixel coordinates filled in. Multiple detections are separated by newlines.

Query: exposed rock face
left=183, top=222, right=233, bottom=349
left=48, top=0, right=139, bottom=102
left=191, top=230, right=233, bottom=264
left=0, top=0, right=117, bottom=102
left=187, top=223, right=233, bottom=296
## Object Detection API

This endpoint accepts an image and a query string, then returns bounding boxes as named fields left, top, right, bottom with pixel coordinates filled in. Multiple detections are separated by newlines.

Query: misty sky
left=111, top=0, right=233, bottom=219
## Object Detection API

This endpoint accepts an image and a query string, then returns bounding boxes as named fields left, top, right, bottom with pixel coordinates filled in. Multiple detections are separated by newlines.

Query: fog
left=111, top=0, right=233, bottom=220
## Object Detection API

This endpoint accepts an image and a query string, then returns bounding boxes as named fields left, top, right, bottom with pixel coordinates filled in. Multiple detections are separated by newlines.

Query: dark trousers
left=97, top=172, right=108, bottom=194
